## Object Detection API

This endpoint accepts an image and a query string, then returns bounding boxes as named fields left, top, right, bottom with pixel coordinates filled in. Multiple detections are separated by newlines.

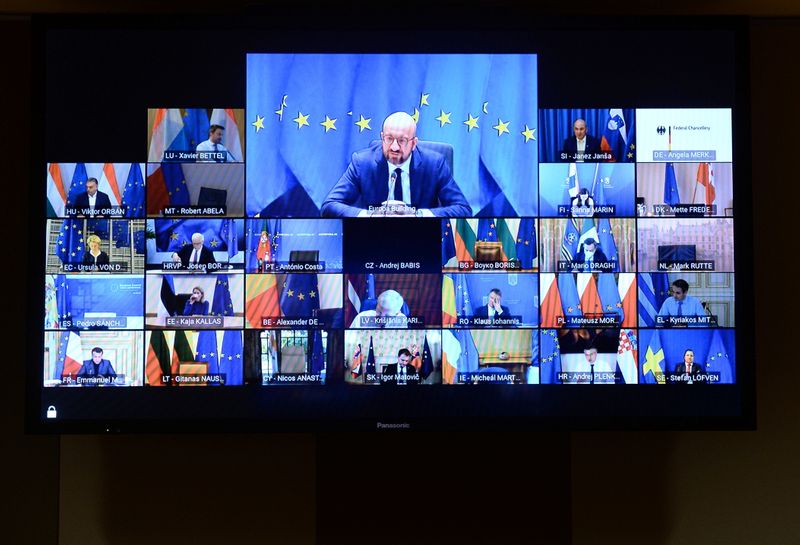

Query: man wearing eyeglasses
left=320, top=112, right=470, bottom=218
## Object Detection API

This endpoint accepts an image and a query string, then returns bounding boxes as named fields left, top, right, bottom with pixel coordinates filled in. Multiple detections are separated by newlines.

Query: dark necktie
left=677, top=301, right=683, bottom=316
left=214, top=143, right=222, bottom=163
left=393, top=168, right=403, bottom=202
left=590, top=363, right=595, bottom=384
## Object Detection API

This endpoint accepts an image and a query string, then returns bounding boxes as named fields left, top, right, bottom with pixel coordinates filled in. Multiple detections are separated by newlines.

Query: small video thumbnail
left=345, top=273, right=442, bottom=329
left=244, top=219, right=343, bottom=273
left=46, top=163, right=145, bottom=218
left=539, top=218, right=636, bottom=273
left=247, top=53, right=537, bottom=218
left=244, top=329, right=339, bottom=385
left=639, top=273, right=734, bottom=328
left=147, top=108, right=244, bottom=163
left=442, top=329, right=538, bottom=384
left=44, top=274, right=144, bottom=330
left=145, top=273, right=244, bottom=329
left=637, top=218, right=734, bottom=272
left=145, top=329, right=244, bottom=386
left=540, top=273, right=636, bottom=328
left=637, top=162, right=732, bottom=217
left=538, top=328, right=639, bottom=384
left=344, top=329, right=442, bottom=385
left=46, top=219, right=145, bottom=274
left=442, top=218, right=537, bottom=272
left=442, top=273, right=538, bottom=328
left=538, top=108, right=636, bottom=163
left=539, top=162, right=635, bottom=217
left=639, top=329, right=735, bottom=384
left=43, top=330, right=144, bottom=387
left=146, top=219, right=243, bottom=272
left=146, top=162, right=244, bottom=217
left=245, top=273, right=343, bottom=329
left=635, top=108, right=732, bottom=163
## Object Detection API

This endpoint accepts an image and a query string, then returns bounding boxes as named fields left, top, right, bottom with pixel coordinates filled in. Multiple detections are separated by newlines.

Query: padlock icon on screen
left=46, top=406, right=57, bottom=419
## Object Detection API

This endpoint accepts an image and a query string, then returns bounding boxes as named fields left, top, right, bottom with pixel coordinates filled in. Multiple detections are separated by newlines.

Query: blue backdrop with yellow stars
left=246, top=53, right=538, bottom=218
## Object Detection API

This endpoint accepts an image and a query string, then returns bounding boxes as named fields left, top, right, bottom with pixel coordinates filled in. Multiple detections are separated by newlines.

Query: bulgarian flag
left=496, top=218, right=517, bottom=262
left=454, top=219, right=476, bottom=264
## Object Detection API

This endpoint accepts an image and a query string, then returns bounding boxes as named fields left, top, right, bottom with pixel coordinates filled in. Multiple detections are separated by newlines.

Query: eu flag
left=420, top=335, right=434, bottom=380
left=195, top=330, right=220, bottom=377
left=540, top=329, right=561, bottom=384
left=476, top=218, right=497, bottom=242
left=366, top=336, right=376, bottom=376
left=280, top=274, right=320, bottom=318
left=246, top=54, right=538, bottom=217
left=455, top=330, right=480, bottom=375
left=66, top=162, right=88, bottom=209
left=56, top=219, right=85, bottom=264
left=308, top=329, right=325, bottom=375
left=557, top=273, right=583, bottom=320
left=211, top=274, right=234, bottom=317
left=163, top=163, right=191, bottom=206
left=122, top=163, right=145, bottom=218
left=155, top=219, right=237, bottom=255
left=664, top=163, right=681, bottom=206
left=220, top=331, right=243, bottom=385
left=442, top=219, right=456, bottom=267
left=597, top=218, right=619, bottom=272
left=515, top=218, right=537, bottom=269
left=705, top=330, right=734, bottom=384
left=182, top=108, right=210, bottom=150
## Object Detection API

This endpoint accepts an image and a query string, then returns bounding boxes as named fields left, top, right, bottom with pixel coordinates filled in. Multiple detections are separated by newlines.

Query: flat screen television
left=27, top=14, right=753, bottom=432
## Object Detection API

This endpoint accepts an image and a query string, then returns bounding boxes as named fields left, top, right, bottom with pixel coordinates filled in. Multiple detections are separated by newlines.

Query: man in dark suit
left=171, top=232, right=218, bottom=267
left=72, top=177, right=113, bottom=216
left=472, top=288, right=511, bottom=323
left=674, top=349, right=705, bottom=383
left=571, top=238, right=609, bottom=271
left=77, top=347, right=117, bottom=380
left=380, top=348, right=420, bottom=385
left=321, top=112, right=471, bottom=218
left=561, top=118, right=601, bottom=161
